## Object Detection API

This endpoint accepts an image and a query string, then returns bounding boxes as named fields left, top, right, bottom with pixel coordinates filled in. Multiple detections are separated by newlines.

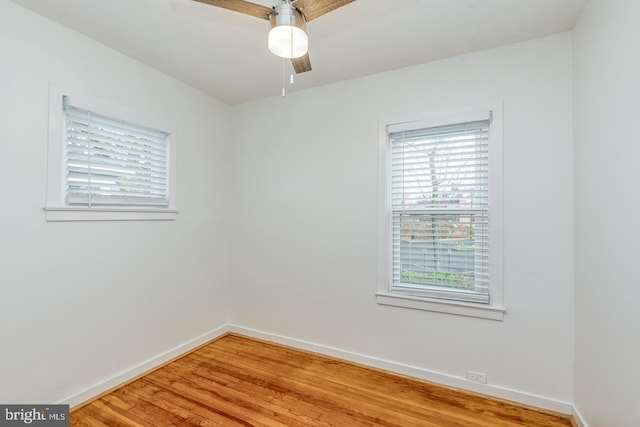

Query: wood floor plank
left=186, top=348, right=473, bottom=427
left=173, top=356, right=351, bottom=426
left=71, top=334, right=574, bottom=426
left=127, top=379, right=252, bottom=426
left=147, top=366, right=309, bottom=427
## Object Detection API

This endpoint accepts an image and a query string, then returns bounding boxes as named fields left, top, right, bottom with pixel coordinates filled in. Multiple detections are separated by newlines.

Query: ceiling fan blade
left=293, top=0, right=355, bottom=22
left=193, top=0, right=272, bottom=20
left=291, top=53, right=312, bottom=74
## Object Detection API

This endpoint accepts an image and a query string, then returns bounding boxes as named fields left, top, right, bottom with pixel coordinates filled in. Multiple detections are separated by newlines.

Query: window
left=63, top=100, right=169, bottom=207
left=45, top=87, right=177, bottom=221
left=377, top=106, right=504, bottom=320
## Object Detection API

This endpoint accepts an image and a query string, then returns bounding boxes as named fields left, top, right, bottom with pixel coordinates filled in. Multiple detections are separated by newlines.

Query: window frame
left=377, top=104, right=505, bottom=320
left=44, top=84, right=178, bottom=221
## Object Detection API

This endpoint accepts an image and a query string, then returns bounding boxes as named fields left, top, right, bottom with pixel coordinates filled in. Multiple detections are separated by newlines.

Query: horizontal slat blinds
left=389, top=119, right=491, bottom=304
left=63, top=101, right=170, bottom=207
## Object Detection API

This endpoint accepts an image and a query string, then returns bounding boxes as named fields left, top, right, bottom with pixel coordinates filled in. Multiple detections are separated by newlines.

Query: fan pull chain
left=281, top=61, right=295, bottom=97
left=282, top=58, right=286, bottom=97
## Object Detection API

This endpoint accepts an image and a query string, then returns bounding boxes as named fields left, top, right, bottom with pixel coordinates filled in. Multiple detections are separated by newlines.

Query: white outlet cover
left=467, top=370, right=488, bottom=384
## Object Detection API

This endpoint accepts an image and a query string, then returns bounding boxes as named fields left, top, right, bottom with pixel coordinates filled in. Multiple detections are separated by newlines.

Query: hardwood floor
left=71, top=334, right=574, bottom=426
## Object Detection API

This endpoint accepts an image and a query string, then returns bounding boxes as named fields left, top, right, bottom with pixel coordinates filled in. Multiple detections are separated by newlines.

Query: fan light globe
left=268, top=3, right=308, bottom=59
left=268, top=26, right=308, bottom=58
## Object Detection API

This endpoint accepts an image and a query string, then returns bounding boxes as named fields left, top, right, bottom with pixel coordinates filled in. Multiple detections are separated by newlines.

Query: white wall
left=0, top=2, right=231, bottom=404
left=231, top=33, right=575, bottom=406
left=573, top=1, right=640, bottom=425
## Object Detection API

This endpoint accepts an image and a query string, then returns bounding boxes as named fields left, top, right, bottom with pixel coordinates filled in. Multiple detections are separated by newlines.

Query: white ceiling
left=10, top=0, right=586, bottom=105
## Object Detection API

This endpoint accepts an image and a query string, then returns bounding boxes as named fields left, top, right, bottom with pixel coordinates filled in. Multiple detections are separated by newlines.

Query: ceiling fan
left=193, top=0, right=356, bottom=73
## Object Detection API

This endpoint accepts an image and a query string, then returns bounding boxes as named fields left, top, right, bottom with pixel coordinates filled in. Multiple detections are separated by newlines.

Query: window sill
left=375, top=291, right=505, bottom=321
left=44, top=206, right=178, bottom=222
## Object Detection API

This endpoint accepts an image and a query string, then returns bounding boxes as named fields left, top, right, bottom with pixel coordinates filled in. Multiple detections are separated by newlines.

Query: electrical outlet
left=467, top=370, right=488, bottom=384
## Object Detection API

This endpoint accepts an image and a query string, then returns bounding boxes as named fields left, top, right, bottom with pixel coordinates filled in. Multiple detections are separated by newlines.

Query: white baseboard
left=572, top=405, right=589, bottom=427
left=228, top=324, right=574, bottom=415
left=59, top=324, right=230, bottom=408
left=58, top=323, right=578, bottom=420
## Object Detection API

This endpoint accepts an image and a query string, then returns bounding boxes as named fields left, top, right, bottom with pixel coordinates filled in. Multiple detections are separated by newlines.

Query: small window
left=45, top=87, right=177, bottom=221
left=378, top=106, right=504, bottom=320
left=64, top=100, right=170, bottom=208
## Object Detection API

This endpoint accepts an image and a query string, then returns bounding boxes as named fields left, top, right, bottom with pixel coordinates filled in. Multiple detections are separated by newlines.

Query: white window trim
left=377, top=104, right=505, bottom=321
left=44, top=84, right=178, bottom=221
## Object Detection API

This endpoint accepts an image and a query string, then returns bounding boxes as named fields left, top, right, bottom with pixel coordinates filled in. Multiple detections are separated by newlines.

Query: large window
left=45, top=87, right=177, bottom=221
left=378, top=106, right=504, bottom=320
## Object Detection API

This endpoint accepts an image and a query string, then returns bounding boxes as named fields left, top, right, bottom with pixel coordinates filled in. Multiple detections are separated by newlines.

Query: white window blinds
left=63, top=98, right=170, bottom=207
left=389, top=118, right=491, bottom=304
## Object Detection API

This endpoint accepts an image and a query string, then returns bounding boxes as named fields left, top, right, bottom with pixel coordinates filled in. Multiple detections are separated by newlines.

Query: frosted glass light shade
left=268, top=3, right=308, bottom=59
left=268, top=25, right=308, bottom=59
